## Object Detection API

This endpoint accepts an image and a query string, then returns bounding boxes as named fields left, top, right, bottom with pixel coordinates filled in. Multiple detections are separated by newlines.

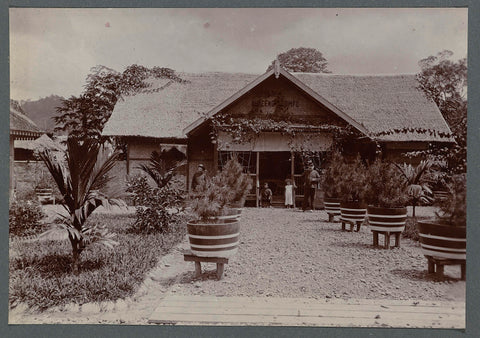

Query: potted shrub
left=34, top=168, right=55, bottom=204
left=365, top=159, right=409, bottom=248
left=216, top=155, right=253, bottom=213
left=322, top=150, right=344, bottom=222
left=338, top=155, right=368, bottom=232
left=34, top=182, right=55, bottom=205
left=417, top=174, right=466, bottom=261
left=187, top=157, right=252, bottom=257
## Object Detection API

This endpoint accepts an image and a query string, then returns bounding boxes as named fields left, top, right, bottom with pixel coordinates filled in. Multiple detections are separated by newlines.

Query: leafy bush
left=322, top=150, right=345, bottom=199
left=337, top=155, right=368, bottom=202
left=189, top=156, right=252, bottom=221
left=9, top=213, right=187, bottom=310
left=435, top=173, right=466, bottom=226
left=126, top=176, right=183, bottom=234
left=365, top=159, right=409, bottom=208
left=9, top=199, right=45, bottom=237
left=14, top=185, right=38, bottom=202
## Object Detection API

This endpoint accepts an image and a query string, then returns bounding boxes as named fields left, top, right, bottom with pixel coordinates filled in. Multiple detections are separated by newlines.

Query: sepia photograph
left=8, top=7, right=468, bottom=329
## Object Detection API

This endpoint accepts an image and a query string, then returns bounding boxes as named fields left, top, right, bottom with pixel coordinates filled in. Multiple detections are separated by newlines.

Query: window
left=218, top=151, right=256, bottom=174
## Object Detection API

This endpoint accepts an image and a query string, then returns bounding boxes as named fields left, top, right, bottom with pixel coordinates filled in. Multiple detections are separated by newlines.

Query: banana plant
left=395, top=160, right=434, bottom=217
left=38, top=137, right=125, bottom=274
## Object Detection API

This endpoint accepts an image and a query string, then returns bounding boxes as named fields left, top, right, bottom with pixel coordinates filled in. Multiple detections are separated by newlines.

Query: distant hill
left=20, top=95, right=64, bottom=133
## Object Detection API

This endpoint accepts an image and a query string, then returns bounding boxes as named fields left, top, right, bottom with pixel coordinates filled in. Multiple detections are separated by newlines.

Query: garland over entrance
left=209, top=114, right=363, bottom=153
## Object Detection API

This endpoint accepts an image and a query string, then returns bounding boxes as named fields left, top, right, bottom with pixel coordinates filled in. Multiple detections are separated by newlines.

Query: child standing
left=284, top=178, right=295, bottom=208
left=261, top=182, right=273, bottom=207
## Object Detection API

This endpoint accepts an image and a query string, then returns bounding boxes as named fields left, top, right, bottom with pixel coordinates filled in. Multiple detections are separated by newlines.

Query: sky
left=9, top=7, right=467, bottom=101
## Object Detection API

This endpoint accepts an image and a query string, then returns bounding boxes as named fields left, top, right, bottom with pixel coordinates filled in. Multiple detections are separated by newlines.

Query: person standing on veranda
left=284, top=178, right=295, bottom=208
left=302, top=160, right=321, bottom=211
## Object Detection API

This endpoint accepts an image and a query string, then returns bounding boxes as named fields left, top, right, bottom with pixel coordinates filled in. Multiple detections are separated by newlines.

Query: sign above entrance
left=217, top=131, right=332, bottom=152
left=250, top=92, right=299, bottom=116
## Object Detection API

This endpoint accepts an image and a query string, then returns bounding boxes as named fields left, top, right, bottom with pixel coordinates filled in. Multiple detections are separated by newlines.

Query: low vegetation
left=126, top=150, right=185, bottom=234
left=9, top=213, right=186, bottom=311
left=9, top=198, right=45, bottom=237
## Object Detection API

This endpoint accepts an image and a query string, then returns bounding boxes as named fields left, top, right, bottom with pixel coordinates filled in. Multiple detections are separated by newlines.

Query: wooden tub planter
left=417, top=220, right=466, bottom=280
left=340, top=201, right=366, bottom=232
left=187, top=218, right=240, bottom=258
left=222, top=208, right=242, bottom=220
left=35, top=188, right=55, bottom=204
left=367, top=206, right=407, bottom=249
left=186, top=217, right=240, bottom=280
left=324, top=197, right=341, bottom=222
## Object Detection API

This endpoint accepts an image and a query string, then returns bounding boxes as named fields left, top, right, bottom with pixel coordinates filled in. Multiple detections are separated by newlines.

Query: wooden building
left=10, top=104, right=44, bottom=200
left=103, top=64, right=453, bottom=206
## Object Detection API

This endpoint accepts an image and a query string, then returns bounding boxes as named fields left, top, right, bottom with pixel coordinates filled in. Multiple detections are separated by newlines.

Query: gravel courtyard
left=9, top=207, right=465, bottom=325
left=173, top=207, right=465, bottom=301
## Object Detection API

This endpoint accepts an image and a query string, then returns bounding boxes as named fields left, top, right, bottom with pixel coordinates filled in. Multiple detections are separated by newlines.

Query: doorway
left=258, top=152, right=292, bottom=204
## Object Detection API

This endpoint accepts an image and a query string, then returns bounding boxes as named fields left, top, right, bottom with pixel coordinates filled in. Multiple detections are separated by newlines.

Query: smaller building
left=10, top=104, right=44, bottom=200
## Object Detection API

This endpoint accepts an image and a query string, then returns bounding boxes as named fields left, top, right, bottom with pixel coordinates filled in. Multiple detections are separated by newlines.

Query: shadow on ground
left=300, top=218, right=332, bottom=223
left=390, top=268, right=461, bottom=282
left=312, top=226, right=346, bottom=234
left=177, top=269, right=222, bottom=283
left=330, top=241, right=374, bottom=250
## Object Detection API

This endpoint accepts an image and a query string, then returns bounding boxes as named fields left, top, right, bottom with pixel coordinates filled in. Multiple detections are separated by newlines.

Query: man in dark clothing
left=191, top=164, right=206, bottom=192
left=302, top=161, right=321, bottom=211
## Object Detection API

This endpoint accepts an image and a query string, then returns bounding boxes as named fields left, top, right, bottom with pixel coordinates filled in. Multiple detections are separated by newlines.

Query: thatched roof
left=103, top=70, right=452, bottom=142
left=293, top=73, right=452, bottom=142
left=103, top=73, right=258, bottom=139
left=10, top=105, right=43, bottom=139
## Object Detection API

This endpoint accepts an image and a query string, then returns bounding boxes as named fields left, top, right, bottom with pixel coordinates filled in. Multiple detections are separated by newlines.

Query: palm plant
left=138, top=150, right=186, bottom=188
left=38, top=137, right=125, bottom=274
left=395, top=160, right=434, bottom=217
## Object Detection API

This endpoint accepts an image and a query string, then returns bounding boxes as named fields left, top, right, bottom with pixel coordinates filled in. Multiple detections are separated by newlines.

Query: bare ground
left=9, top=207, right=465, bottom=325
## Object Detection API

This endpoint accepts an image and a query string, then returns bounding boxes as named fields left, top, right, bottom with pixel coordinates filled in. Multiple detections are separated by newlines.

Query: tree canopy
left=266, top=47, right=331, bottom=73
left=10, top=99, right=26, bottom=114
left=54, top=65, right=184, bottom=140
left=416, top=50, right=467, bottom=174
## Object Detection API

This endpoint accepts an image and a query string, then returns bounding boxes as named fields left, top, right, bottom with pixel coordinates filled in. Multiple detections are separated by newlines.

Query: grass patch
left=9, top=213, right=186, bottom=311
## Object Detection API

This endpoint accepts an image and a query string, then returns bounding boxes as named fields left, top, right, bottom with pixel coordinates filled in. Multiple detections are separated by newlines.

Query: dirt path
left=9, top=207, right=465, bottom=324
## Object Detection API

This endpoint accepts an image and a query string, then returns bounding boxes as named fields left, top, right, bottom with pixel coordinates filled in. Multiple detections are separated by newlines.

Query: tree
left=416, top=50, right=467, bottom=174
left=266, top=47, right=331, bottom=73
left=38, top=137, right=125, bottom=274
left=10, top=99, right=26, bottom=114
left=54, top=65, right=184, bottom=140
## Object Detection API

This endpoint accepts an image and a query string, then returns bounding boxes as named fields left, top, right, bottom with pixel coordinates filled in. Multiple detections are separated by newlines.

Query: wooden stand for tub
left=184, top=253, right=229, bottom=280
left=426, top=256, right=466, bottom=281
left=372, top=231, right=401, bottom=249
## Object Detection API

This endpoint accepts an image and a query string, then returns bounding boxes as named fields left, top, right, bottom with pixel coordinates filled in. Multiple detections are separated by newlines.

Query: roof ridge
left=293, top=72, right=418, bottom=77
left=178, top=71, right=262, bottom=76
